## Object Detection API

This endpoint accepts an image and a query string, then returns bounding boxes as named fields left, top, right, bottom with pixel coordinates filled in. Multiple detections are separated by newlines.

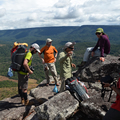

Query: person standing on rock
left=102, top=76, right=120, bottom=120
left=18, top=43, right=40, bottom=106
left=58, top=42, right=76, bottom=92
left=78, top=28, right=110, bottom=67
left=38, top=38, right=59, bottom=86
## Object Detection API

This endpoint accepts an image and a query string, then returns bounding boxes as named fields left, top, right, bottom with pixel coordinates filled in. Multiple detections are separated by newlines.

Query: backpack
left=11, top=42, right=28, bottom=72
left=100, top=75, right=116, bottom=102
left=65, top=77, right=89, bottom=102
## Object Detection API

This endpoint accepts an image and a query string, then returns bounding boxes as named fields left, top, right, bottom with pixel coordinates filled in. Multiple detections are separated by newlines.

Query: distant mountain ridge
left=0, top=25, right=120, bottom=45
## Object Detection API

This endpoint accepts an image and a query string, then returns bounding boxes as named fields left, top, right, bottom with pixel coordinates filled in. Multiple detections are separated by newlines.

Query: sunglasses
left=68, top=47, right=74, bottom=49
left=96, top=32, right=101, bottom=35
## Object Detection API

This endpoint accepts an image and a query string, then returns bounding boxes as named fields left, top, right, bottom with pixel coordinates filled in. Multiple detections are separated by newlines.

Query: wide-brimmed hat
left=31, top=43, right=40, bottom=53
left=63, top=42, right=76, bottom=50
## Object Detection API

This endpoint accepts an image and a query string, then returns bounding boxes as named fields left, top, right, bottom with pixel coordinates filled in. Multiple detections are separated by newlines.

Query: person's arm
left=54, top=52, right=58, bottom=62
left=59, top=51, right=73, bottom=63
left=23, top=59, right=33, bottom=74
left=103, top=82, right=120, bottom=96
left=100, top=36, right=105, bottom=57
left=58, top=52, right=67, bottom=63
left=38, top=53, right=45, bottom=64
left=71, top=63, right=76, bottom=68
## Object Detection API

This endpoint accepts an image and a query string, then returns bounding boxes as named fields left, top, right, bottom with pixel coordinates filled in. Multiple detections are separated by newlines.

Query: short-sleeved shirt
left=111, top=77, right=120, bottom=111
left=39, top=45, right=58, bottom=63
left=18, top=50, right=32, bottom=75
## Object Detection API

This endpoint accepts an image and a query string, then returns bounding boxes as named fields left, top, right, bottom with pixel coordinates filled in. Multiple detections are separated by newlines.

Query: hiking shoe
left=21, top=98, right=25, bottom=105
left=46, top=83, right=49, bottom=86
left=25, top=99, right=34, bottom=106
left=56, top=83, right=59, bottom=86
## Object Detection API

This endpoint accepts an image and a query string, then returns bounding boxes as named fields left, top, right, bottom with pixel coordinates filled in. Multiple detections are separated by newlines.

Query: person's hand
left=67, top=51, right=73, bottom=57
left=91, top=52, right=94, bottom=57
left=102, top=82, right=110, bottom=87
left=100, top=57, right=105, bottom=62
left=41, top=58, right=45, bottom=64
left=72, top=63, right=76, bottom=68
left=29, top=70, right=33, bottom=74
left=54, top=58, right=56, bottom=62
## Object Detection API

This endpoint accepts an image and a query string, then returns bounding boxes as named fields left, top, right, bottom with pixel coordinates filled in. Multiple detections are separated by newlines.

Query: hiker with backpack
left=102, top=76, right=120, bottom=120
left=38, top=38, right=59, bottom=86
left=78, top=28, right=110, bottom=67
left=18, top=43, right=40, bottom=106
left=58, top=42, right=76, bottom=92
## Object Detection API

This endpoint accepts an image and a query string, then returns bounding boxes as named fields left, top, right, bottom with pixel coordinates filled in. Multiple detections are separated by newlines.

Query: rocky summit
left=0, top=55, right=119, bottom=120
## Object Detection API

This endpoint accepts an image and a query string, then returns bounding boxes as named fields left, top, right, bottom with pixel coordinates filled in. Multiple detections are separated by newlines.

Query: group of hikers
left=13, top=27, right=120, bottom=120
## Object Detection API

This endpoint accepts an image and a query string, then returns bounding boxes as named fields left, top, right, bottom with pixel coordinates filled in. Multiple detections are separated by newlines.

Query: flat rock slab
left=34, top=91, right=79, bottom=120
left=0, top=95, right=35, bottom=120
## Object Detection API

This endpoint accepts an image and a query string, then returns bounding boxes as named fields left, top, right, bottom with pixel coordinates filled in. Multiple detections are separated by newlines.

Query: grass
left=0, top=78, right=38, bottom=100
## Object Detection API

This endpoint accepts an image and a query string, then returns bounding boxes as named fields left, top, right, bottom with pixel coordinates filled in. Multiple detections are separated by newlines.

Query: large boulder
left=34, top=91, right=79, bottom=120
left=75, top=55, right=120, bottom=82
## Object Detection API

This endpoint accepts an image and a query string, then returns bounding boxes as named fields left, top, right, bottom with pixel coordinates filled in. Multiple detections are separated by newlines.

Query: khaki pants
left=60, top=77, right=66, bottom=92
left=44, top=62, right=58, bottom=85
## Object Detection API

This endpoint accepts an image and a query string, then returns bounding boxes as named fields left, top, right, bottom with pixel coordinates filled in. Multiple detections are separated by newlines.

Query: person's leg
left=19, top=74, right=28, bottom=105
left=103, top=108, right=120, bottom=120
left=93, top=49, right=101, bottom=57
left=18, top=73, right=24, bottom=104
left=60, top=77, right=66, bottom=92
left=83, top=47, right=93, bottom=62
left=44, top=64, right=50, bottom=85
left=48, top=63, right=59, bottom=85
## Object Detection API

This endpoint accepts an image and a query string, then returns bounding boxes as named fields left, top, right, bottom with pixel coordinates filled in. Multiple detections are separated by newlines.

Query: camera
left=29, top=66, right=34, bottom=71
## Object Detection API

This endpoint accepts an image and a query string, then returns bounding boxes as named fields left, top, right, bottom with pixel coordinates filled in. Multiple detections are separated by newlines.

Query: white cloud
left=54, top=0, right=71, bottom=8
left=0, top=8, right=6, bottom=17
left=54, top=6, right=83, bottom=19
left=27, top=13, right=38, bottom=21
left=0, top=0, right=120, bottom=30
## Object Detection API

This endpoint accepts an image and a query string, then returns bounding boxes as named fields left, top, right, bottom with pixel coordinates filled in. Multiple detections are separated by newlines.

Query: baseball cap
left=95, top=28, right=104, bottom=33
left=64, top=42, right=76, bottom=50
left=46, top=38, right=53, bottom=43
left=31, top=43, right=40, bottom=53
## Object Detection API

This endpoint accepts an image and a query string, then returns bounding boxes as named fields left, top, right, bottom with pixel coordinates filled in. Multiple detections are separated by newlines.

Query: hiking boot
left=46, top=83, right=49, bottom=86
left=21, top=98, right=25, bottom=105
left=25, top=99, right=34, bottom=106
left=77, top=61, right=86, bottom=67
left=56, top=83, right=59, bottom=86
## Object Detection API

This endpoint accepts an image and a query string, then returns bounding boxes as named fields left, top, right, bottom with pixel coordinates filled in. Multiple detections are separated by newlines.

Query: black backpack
left=11, top=45, right=28, bottom=72
left=65, top=77, right=89, bottom=102
left=100, top=75, right=116, bottom=102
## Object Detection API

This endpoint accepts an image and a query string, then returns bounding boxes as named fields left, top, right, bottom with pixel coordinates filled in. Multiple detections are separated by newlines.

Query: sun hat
left=95, top=28, right=104, bottom=33
left=46, top=38, right=53, bottom=43
left=31, top=43, right=40, bottom=53
left=64, top=42, right=76, bottom=50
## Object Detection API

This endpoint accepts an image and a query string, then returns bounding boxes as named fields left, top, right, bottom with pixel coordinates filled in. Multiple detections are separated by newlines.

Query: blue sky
left=0, top=0, right=120, bottom=30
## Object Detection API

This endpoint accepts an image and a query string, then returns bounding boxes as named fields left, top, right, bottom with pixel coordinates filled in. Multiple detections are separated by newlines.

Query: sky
left=0, top=0, right=120, bottom=30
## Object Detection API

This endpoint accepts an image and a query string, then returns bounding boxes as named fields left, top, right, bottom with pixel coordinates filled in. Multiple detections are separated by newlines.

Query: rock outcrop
left=75, top=55, right=120, bottom=82
left=0, top=55, right=119, bottom=120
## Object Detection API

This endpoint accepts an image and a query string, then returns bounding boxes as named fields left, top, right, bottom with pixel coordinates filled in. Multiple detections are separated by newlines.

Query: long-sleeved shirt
left=58, top=51, right=73, bottom=80
left=92, top=35, right=110, bottom=57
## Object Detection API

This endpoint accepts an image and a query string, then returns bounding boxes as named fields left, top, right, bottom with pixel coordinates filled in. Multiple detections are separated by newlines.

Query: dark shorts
left=18, top=72, right=28, bottom=89
left=103, top=108, right=120, bottom=120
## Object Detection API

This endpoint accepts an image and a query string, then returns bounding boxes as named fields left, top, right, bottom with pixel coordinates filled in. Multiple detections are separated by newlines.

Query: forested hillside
left=0, top=25, right=120, bottom=83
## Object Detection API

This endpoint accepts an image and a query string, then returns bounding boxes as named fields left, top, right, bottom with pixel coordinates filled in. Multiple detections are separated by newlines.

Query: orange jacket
left=39, top=45, right=58, bottom=63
